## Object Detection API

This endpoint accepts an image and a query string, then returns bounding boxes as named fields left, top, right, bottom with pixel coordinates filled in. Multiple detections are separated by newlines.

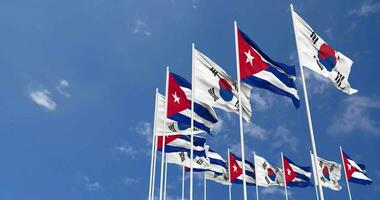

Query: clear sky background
left=0, top=0, right=379, bottom=199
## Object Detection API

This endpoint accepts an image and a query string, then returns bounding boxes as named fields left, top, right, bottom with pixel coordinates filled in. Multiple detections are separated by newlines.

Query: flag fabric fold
left=193, top=48, right=252, bottom=121
left=342, top=150, right=372, bottom=185
left=283, top=155, right=312, bottom=187
left=255, top=153, right=284, bottom=187
left=167, top=72, right=218, bottom=134
left=205, top=147, right=230, bottom=185
left=292, top=9, right=357, bottom=95
left=236, top=27, right=300, bottom=108
left=229, top=152, right=256, bottom=185
left=311, top=153, right=342, bottom=191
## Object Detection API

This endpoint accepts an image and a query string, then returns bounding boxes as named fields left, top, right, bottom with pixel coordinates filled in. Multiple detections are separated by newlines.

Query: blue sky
left=0, top=0, right=379, bottom=199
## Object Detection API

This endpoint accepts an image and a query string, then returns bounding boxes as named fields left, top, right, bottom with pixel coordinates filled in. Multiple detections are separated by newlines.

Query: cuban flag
left=236, top=27, right=300, bottom=108
left=155, top=92, right=203, bottom=136
left=229, top=152, right=256, bottom=185
left=167, top=72, right=218, bottom=134
left=158, top=135, right=211, bottom=170
left=341, top=150, right=372, bottom=185
left=283, top=155, right=312, bottom=187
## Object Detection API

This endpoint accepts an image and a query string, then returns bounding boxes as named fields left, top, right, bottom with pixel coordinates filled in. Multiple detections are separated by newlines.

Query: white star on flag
left=244, top=50, right=254, bottom=66
left=347, top=163, right=351, bottom=170
left=233, top=164, right=237, bottom=172
left=172, top=92, right=180, bottom=104
left=287, top=169, right=291, bottom=175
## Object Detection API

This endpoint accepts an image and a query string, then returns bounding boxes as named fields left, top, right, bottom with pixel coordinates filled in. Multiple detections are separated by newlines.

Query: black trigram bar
left=335, top=72, right=345, bottom=88
left=310, top=32, right=319, bottom=44
left=208, top=88, right=219, bottom=101
left=179, top=152, right=186, bottom=162
left=196, top=159, right=204, bottom=165
left=168, top=124, right=177, bottom=132
left=209, top=67, right=219, bottom=76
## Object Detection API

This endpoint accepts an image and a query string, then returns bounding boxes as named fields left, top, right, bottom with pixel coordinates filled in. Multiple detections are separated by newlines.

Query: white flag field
left=311, top=153, right=342, bottom=191
left=155, top=93, right=203, bottom=136
left=193, top=48, right=252, bottom=121
left=292, top=9, right=357, bottom=95
left=254, top=154, right=284, bottom=187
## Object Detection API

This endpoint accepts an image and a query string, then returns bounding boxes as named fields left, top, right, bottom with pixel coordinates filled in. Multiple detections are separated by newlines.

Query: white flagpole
left=290, top=4, right=324, bottom=200
left=190, top=43, right=195, bottom=200
left=254, top=152, right=259, bottom=200
left=281, top=152, right=289, bottom=200
left=164, top=159, right=168, bottom=200
left=204, top=173, right=207, bottom=200
left=310, top=151, right=320, bottom=200
left=159, top=67, right=170, bottom=200
left=149, top=88, right=159, bottom=200
left=340, top=146, right=353, bottom=200
left=233, top=20, right=248, bottom=200
left=182, top=166, right=185, bottom=200
left=228, top=148, right=232, bottom=200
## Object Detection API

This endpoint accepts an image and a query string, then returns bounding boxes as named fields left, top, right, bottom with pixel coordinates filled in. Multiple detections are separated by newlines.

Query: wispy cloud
left=251, top=91, right=275, bottom=111
left=83, top=176, right=100, bottom=191
left=136, top=121, right=153, bottom=143
left=29, top=89, right=57, bottom=111
left=261, top=187, right=292, bottom=198
left=115, top=144, right=137, bottom=158
left=123, top=176, right=139, bottom=185
left=244, top=122, right=270, bottom=140
left=56, top=79, right=71, bottom=97
left=132, top=19, right=152, bottom=37
left=349, top=1, right=380, bottom=17
left=328, top=96, right=380, bottom=135
left=271, top=126, right=298, bottom=152
left=303, top=68, right=330, bottom=94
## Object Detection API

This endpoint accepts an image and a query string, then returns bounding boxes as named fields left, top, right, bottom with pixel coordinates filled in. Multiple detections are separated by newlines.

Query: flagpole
left=190, top=42, right=196, bottom=200
left=164, top=159, right=168, bottom=200
left=310, top=151, right=320, bottom=200
left=340, top=146, right=353, bottom=200
left=254, top=152, right=259, bottom=200
left=233, top=20, right=248, bottom=200
left=149, top=88, right=159, bottom=200
left=290, top=4, right=324, bottom=200
left=281, top=152, right=289, bottom=200
left=159, top=67, right=170, bottom=200
left=182, top=166, right=185, bottom=200
left=204, top=173, right=207, bottom=200
left=228, top=148, right=232, bottom=200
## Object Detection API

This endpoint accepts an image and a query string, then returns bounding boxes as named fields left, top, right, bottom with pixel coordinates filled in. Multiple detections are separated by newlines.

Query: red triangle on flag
left=167, top=73, right=191, bottom=117
left=229, top=153, right=243, bottom=182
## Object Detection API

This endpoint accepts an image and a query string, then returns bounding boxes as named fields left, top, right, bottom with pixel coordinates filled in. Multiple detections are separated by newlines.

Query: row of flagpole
left=147, top=4, right=366, bottom=200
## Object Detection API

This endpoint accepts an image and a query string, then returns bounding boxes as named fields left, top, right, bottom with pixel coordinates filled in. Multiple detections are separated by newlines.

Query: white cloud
left=324, top=28, right=334, bottom=40
left=212, top=118, right=224, bottom=135
left=123, top=176, right=139, bottom=185
left=349, top=1, right=380, bottom=16
left=251, top=92, right=274, bottom=111
left=29, top=89, right=57, bottom=111
left=261, top=187, right=292, bottom=198
left=56, top=79, right=71, bottom=97
left=132, top=19, right=152, bottom=37
left=271, top=126, right=298, bottom=152
left=328, top=96, right=380, bottom=135
left=83, top=176, right=100, bottom=191
left=136, top=121, right=153, bottom=143
left=115, top=144, right=137, bottom=158
left=303, top=69, right=330, bottom=94
left=244, top=122, right=270, bottom=140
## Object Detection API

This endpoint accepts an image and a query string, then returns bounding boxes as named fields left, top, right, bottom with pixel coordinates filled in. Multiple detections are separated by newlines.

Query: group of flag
left=148, top=5, right=372, bottom=200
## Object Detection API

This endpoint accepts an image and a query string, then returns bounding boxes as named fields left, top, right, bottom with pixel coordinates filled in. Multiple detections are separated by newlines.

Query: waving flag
left=159, top=135, right=211, bottom=170
left=193, top=48, right=252, bottom=121
left=236, top=27, right=300, bottom=108
left=205, top=147, right=229, bottom=185
left=283, top=155, right=312, bottom=187
left=311, top=153, right=342, bottom=191
left=167, top=72, right=218, bottom=134
left=155, top=92, right=203, bottom=136
left=341, top=149, right=372, bottom=185
left=229, top=152, right=256, bottom=185
left=254, top=153, right=284, bottom=187
left=291, top=9, right=357, bottom=95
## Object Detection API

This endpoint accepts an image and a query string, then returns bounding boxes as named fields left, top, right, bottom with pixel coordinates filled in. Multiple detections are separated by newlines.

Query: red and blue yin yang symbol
left=322, top=166, right=331, bottom=181
left=267, top=168, right=277, bottom=182
left=318, top=43, right=337, bottom=71
left=218, top=78, right=234, bottom=102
